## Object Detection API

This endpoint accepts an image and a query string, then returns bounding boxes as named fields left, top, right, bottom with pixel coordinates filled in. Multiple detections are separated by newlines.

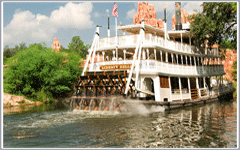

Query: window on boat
left=160, top=76, right=169, bottom=88
left=191, top=56, right=195, bottom=65
left=187, top=56, right=190, bottom=65
left=162, top=51, right=166, bottom=62
left=168, top=53, right=172, bottom=63
left=181, top=78, right=189, bottom=93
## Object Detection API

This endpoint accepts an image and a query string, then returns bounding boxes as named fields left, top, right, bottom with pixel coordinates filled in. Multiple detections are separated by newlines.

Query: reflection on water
left=3, top=100, right=237, bottom=148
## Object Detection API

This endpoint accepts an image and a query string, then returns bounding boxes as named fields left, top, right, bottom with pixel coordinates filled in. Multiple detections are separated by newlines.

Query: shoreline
left=3, top=92, right=44, bottom=114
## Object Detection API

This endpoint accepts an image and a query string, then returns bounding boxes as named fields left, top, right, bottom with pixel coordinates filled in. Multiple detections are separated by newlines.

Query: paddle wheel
left=70, top=71, right=135, bottom=111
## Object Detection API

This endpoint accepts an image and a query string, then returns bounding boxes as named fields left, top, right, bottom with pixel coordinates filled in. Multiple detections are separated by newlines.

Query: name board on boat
left=100, top=64, right=132, bottom=70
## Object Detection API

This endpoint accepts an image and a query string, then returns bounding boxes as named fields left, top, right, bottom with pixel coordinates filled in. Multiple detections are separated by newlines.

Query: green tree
left=3, top=43, right=28, bottom=64
left=190, top=2, right=237, bottom=50
left=4, top=43, right=83, bottom=102
left=232, top=60, right=237, bottom=81
left=68, top=36, right=88, bottom=57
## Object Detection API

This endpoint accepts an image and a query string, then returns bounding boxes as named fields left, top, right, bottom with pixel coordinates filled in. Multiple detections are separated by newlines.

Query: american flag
left=112, top=3, right=118, bottom=18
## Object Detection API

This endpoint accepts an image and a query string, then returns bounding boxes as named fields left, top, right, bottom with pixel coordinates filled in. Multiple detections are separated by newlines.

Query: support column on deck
left=203, top=76, right=209, bottom=96
left=160, top=50, right=162, bottom=61
left=194, top=56, right=196, bottom=66
left=113, top=50, right=116, bottom=60
left=181, top=55, right=183, bottom=64
left=142, top=49, right=146, bottom=59
left=189, top=36, right=191, bottom=46
left=166, top=52, right=169, bottom=72
left=102, top=51, right=105, bottom=62
left=196, top=77, right=201, bottom=98
left=203, top=77, right=206, bottom=88
left=186, top=55, right=188, bottom=65
left=187, top=77, right=191, bottom=100
left=154, top=49, right=156, bottom=60
left=123, top=50, right=126, bottom=61
left=176, top=54, right=179, bottom=64
left=166, top=52, right=168, bottom=62
left=190, top=56, right=192, bottom=65
left=140, top=77, right=145, bottom=98
left=181, top=33, right=183, bottom=51
left=186, top=56, right=188, bottom=74
left=197, top=57, right=200, bottom=65
left=169, top=76, right=172, bottom=101
left=153, top=76, right=161, bottom=101
left=97, top=52, right=100, bottom=62
left=154, top=49, right=157, bottom=69
left=147, top=48, right=149, bottom=67
left=171, top=53, right=174, bottom=63
left=116, top=48, right=118, bottom=61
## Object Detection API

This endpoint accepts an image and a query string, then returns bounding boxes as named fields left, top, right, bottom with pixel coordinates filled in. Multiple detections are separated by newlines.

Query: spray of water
left=120, top=99, right=165, bottom=116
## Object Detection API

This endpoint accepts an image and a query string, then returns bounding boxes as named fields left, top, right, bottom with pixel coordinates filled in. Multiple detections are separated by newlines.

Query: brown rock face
left=222, top=49, right=237, bottom=81
left=133, top=2, right=164, bottom=29
left=171, top=8, right=190, bottom=30
left=52, top=38, right=61, bottom=53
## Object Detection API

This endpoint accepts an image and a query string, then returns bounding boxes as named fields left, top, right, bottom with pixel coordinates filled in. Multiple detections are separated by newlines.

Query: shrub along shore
left=3, top=42, right=85, bottom=104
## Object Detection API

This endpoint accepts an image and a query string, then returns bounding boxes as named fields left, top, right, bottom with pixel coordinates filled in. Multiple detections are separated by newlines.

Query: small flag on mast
left=112, top=3, right=118, bottom=18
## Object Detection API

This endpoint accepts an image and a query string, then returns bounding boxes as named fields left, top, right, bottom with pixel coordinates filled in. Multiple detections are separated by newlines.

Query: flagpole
left=115, top=17, right=118, bottom=60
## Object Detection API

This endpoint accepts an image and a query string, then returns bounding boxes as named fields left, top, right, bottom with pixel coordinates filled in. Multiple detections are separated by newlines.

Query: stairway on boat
left=191, top=89, right=199, bottom=99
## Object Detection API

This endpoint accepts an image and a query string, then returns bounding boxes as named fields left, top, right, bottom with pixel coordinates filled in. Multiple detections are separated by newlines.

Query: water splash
left=121, top=99, right=165, bottom=115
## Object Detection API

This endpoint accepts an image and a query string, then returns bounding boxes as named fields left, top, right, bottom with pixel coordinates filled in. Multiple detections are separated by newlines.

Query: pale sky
left=2, top=1, right=203, bottom=49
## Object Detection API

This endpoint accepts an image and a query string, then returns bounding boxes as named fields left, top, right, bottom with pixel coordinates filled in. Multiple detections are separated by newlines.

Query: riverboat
left=70, top=2, right=235, bottom=111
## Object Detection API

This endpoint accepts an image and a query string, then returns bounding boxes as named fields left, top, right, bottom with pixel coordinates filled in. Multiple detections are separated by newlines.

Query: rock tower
left=52, top=38, right=61, bottom=53
left=133, top=2, right=164, bottom=29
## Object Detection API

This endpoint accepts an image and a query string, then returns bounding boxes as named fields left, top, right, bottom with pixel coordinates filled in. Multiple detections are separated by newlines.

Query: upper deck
left=94, top=24, right=220, bottom=57
left=83, top=23, right=224, bottom=77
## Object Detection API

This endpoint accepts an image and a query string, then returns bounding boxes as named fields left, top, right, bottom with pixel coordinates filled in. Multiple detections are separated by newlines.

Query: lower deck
left=70, top=88, right=234, bottom=111
left=74, top=70, right=232, bottom=103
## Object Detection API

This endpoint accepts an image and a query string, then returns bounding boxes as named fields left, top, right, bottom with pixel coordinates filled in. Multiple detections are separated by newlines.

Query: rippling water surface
left=3, top=100, right=237, bottom=148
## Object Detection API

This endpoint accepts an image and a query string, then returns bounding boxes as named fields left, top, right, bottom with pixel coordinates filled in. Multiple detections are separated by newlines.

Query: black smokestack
left=108, top=15, right=110, bottom=29
left=175, top=2, right=182, bottom=30
left=164, top=7, right=166, bottom=23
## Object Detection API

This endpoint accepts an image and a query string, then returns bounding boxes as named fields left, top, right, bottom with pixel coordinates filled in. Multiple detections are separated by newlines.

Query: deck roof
left=118, top=24, right=191, bottom=39
left=118, top=24, right=165, bottom=36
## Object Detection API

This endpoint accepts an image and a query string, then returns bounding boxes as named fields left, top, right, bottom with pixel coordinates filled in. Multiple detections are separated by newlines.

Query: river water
left=3, top=99, right=237, bottom=148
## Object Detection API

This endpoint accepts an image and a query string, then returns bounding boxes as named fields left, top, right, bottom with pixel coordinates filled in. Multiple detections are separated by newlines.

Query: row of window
left=151, top=51, right=221, bottom=66
left=159, top=76, right=211, bottom=89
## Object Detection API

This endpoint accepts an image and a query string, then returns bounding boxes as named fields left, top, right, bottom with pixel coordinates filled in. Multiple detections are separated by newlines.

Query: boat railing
left=98, top=33, right=219, bottom=56
left=199, top=88, right=208, bottom=97
left=99, top=34, right=138, bottom=48
left=172, top=88, right=189, bottom=94
left=171, top=88, right=191, bottom=100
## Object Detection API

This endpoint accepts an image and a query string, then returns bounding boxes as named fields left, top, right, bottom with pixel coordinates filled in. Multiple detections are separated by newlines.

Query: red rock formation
left=133, top=2, right=164, bottom=29
left=172, top=8, right=190, bottom=30
left=52, top=38, right=61, bottom=53
left=222, top=49, right=237, bottom=81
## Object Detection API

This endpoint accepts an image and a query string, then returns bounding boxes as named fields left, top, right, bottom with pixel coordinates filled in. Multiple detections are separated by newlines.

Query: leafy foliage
left=232, top=60, right=237, bottom=81
left=190, top=2, right=237, bottom=50
left=4, top=43, right=83, bottom=102
left=3, top=42, right=27, bottom=64
left=68, top=36, right=89, bottom=57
